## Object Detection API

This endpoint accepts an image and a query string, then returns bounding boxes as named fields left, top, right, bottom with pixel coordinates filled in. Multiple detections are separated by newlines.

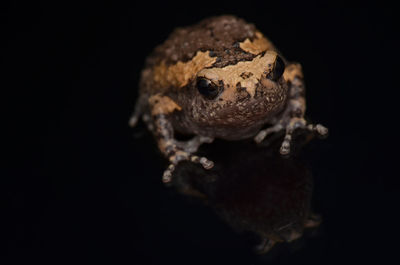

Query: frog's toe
left=128, top=115, right=139, bottom=127
left=279, top=118, right=306, bottom=155
left=199, top=136, right=214, bottom=144
left=304, top=213, right=322, bottom=228
left=254, top=124, right=284, bottom=144
left=254, top=130, right=267, bottom=144
left=307, top=123, right=329, bottom=136
left=197, top=156, right=214, bottom=169
left=280, top=135, right=292, bottom=155
left=162, top=164, right=176, bottom=183
left=254, top=238, right=277, bottom=254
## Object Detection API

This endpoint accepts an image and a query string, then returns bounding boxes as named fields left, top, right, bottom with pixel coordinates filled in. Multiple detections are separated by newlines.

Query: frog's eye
left=196, top=78, right=222, bottom=100
left=267, top=55, right=285, bottom=81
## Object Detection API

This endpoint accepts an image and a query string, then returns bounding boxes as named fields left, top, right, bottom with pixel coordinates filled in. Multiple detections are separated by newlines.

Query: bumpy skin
left=129, top=15, right=328, bottom=182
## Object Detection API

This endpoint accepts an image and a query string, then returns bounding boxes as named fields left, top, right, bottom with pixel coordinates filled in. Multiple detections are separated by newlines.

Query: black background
left=3, top=1, right=399, bottom=264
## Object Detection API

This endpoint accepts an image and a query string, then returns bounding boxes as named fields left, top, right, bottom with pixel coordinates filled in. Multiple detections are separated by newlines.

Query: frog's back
left=140, top=15, right=277, bottom=95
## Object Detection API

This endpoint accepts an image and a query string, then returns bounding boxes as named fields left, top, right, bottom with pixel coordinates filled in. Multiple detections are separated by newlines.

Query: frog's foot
left=175, top=136, right=214, bottom=153
left=162, top=136, right=214, bottom=183
left=280, top=118, right=328, bottom=155
left=162, top=150, right=214, bottom=183
left=254, top=118, right=328, bottom=154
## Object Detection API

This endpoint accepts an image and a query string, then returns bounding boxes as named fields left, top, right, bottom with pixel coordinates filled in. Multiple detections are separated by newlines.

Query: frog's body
left=129, top=15, right=328, bottom=182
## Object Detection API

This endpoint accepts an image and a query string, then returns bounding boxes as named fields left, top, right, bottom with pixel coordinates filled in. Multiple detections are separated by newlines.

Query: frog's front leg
left=149, top=94, right=214, bottom=183
left=254, top=63, right=328, bottom=154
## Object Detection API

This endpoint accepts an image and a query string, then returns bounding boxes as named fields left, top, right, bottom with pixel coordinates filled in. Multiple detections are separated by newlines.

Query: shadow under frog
left=167, top=131, right=322, bottom=254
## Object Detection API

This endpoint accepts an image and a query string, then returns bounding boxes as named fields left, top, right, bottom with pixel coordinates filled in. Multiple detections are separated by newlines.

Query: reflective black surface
left=4, top=1, right=399, bottom=265
left=170, top=133, right=321, bottom=254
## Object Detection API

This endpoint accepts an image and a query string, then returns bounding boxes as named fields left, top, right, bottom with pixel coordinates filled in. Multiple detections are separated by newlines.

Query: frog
left=129, top=15, right=328, bottom=183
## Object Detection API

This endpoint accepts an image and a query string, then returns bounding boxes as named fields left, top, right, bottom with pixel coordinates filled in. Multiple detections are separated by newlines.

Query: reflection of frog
left=170, top=136, right=321, bottom=254
left=129, top=15, right=328, bottom=182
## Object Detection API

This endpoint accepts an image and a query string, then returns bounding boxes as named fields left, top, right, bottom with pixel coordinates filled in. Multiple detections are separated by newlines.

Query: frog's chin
left=248, top=96, right=286, bottom=120
left=213, top=100, right=282, bottom=127
left=189, top=92, right=286, bottom=130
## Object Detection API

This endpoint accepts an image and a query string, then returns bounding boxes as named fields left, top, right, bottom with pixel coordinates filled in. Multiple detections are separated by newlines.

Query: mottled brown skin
left=129, top=15, right=328, bottom=182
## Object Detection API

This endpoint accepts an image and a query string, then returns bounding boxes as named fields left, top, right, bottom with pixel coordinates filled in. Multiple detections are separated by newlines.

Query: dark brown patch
left=240, top=72, right=254, bottom=79
left=145, top=15, right=259, bottom=69
left=236, top=82, right=251, bottom=101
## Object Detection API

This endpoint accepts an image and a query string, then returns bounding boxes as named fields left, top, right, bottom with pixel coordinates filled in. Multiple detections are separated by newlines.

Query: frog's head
left=187, top=50, right=288, bottom=129
left=151, top=29, right=289, bottom=131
